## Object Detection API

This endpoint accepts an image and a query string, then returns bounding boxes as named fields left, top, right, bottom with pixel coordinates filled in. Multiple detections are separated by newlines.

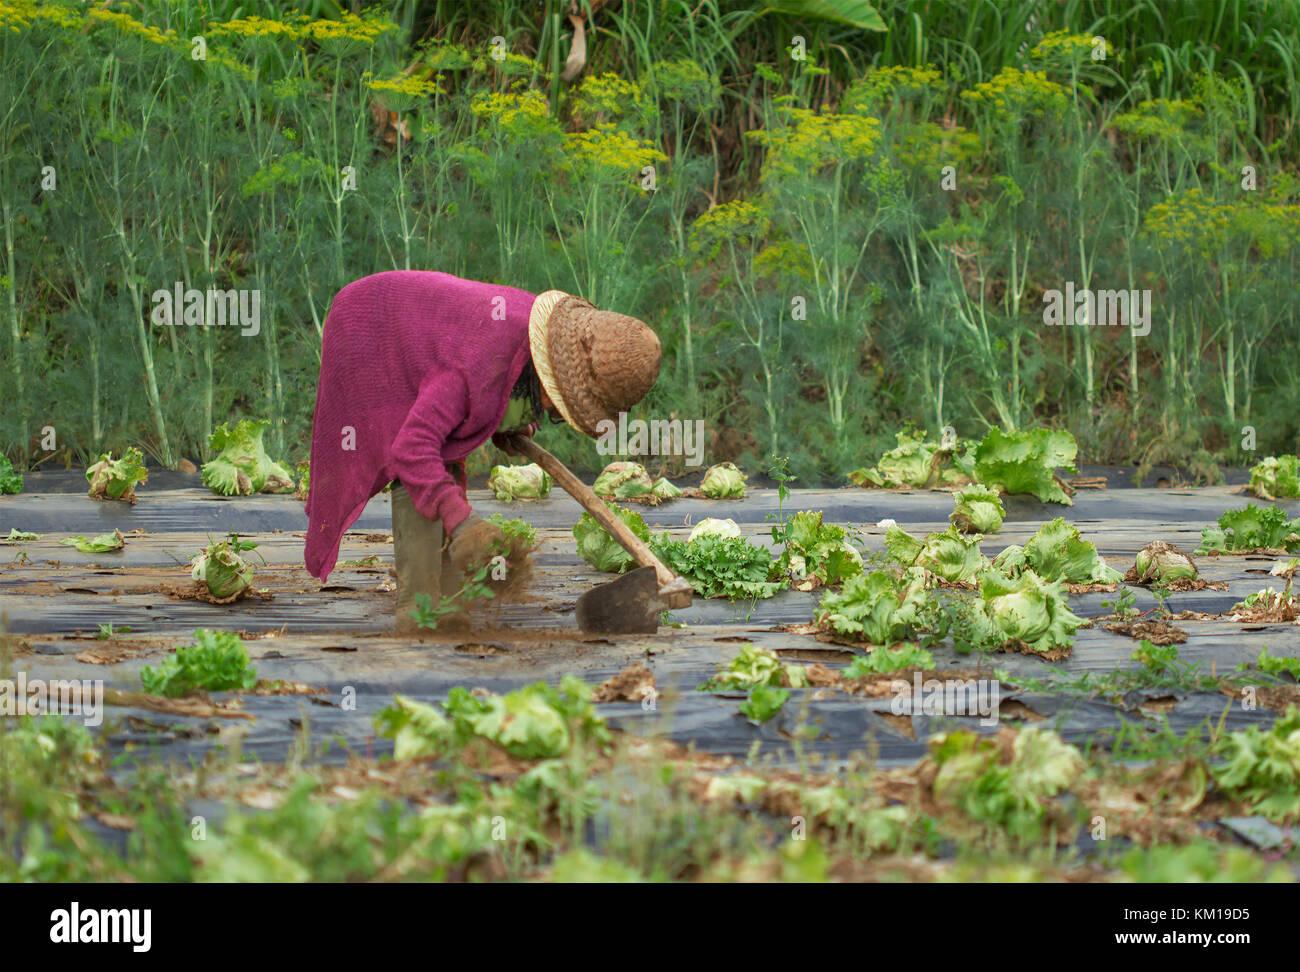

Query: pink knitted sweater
left=304, top=271, right=536, bottom=581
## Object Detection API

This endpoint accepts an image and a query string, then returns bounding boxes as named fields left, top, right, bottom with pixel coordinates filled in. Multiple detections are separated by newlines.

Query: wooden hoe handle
left=510, top=435, right=692, bottom=605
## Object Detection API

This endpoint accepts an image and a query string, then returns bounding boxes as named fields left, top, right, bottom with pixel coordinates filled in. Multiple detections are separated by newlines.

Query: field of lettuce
left=4, top=432, right=1300, bottom=883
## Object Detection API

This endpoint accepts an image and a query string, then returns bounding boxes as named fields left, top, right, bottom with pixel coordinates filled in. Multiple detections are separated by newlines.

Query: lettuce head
left=815, top=569, right=928, bottom=645
left=992, top=518, right=1121, bottom=585
left=1249, top=455, right=1300, bottom=501
left=189, top=533, right=258, bottom=601
left=488, top=462, right=552, bottom=501
left=700, top=462, right=747, bottom=498
left=86, top=447, right=148, bottom=504
left=950, top=484, right=1005, bottom=534
left=593, top=461, right=654, bottom=500
left=201, top=420, right=295, bottom=496
left=573, top=504, right=649, bottom=573
left=964, top=568, right=1085, bottom=654
left=973, top=427, right=1078, bottom=505
left=885, top=524, right=987, bottom=583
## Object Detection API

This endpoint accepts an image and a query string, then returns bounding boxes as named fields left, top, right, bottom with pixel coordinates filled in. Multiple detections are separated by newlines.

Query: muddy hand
left=491, top=426, right=535, bottom=458
left=448, top=514, right=505, bottom=573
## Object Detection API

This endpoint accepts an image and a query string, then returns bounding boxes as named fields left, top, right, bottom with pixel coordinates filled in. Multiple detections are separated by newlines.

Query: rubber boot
left=392, top=482, right=444, bottom=636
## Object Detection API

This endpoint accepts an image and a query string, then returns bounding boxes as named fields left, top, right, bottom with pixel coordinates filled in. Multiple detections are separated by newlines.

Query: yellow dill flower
left=754, top=239, right=815, bottom=284
left=1144, top=188, right=1300, bottom=260
left=563, top=124, right=666, bottom=180
left=470, top=89, right=557, bottom=139
left=748, top=108, right=882, bottom=181
left=895, top=122, right=982, bottom=175
left=645, top=59, right=720, bottom=109
left=472, top=50, right=541, bottom=76
left=88, top=8, right=180, bottom=48
left=208, top=15, right=300, bottom=40
left=572, top=72, right=658, bottom=131
left=688, top=200, right=770, bottom=259
left=960, top=67, right=1068, bottom=119
left=1111, top=98, right=1201, bottom=143
left=300, top=11, right=393, bottom=55
left=205, top=50, right=255, bottom=82
left=843, top=64, right=944, bottom=111
left=365, top=73, right=441, bottom=100
left=1030, top=30, right=1104, bottom=63
left=1, top=0, right=81, bottom=30
left=422, top=41, right=473, bottom=72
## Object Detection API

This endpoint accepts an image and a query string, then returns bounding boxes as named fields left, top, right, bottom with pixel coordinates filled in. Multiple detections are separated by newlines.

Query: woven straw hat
left=528, top=290, right=662, bottom=437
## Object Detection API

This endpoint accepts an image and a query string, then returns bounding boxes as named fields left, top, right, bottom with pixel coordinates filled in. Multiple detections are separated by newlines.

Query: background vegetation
left=1, top=0, right=1298, bottom=483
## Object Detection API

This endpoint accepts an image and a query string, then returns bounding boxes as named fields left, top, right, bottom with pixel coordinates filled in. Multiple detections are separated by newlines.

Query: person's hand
left=448, top=514, right=505, bottom=573
left=492, top=424, right=536, bottom=458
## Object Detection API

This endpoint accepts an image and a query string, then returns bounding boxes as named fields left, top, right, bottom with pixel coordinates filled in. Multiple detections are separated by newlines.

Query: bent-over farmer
left=303, top=271, right=661, bottom=633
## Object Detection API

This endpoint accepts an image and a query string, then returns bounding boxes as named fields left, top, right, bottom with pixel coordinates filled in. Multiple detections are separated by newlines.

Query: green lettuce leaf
left=1197, top=504, right=1300, bottom=554
left=86, top=447, right=148, bottom=503
left=815, top=569, right=928, bottom=644
left=963, top=568, right=1085, bottom=654
left=0, top=455, right=24, bottom=495
left=60, top=529, right=125, bottom=554
left=848, top=430, right=976, bottom=489
left=992, top=517, right=1121, bottom=584
left=141, top=629, right=258, bottom=697
left=651, top=532, right=782, bottom=600
left=573, top=504, right=650, bottom=573
left=950, top=484, right=1005, bottom=534
left=973, top=427, right=1078, bottom=505
left=487, top=462, right=552, bottom=500
left=201, top=419, right=295, bottom=496
left=700, top=461, right=747, bottom=498
left=885, top=524, right=987, bottom=582
left=593, top=461, right=654, bottom=500
left=1249, top=455, right=1300, bottom=501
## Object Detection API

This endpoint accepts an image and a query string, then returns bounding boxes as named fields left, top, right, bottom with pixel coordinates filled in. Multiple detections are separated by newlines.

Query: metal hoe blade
left=575, top=566, right=665, bottom=634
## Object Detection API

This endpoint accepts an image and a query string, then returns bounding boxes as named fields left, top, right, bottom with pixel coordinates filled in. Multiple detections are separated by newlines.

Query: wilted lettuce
left=1197, top=504, right=1300, bottom=554
left=1130, top=540, right=1198, bottom=584
left=700, top=461, right=747, bottom=498
left=573, top=504, right=650, bottom=573
left=848, top=430, right=976, bottom=489
left=950, top=484, right=1005, bottom=534
left=776, top=510, right=863, bottom=589
left=201, top=419, right=295, bottom=496
left=1211, top=705, right=1300, bottom=822
left=972, top=427, right=1078, bottom=505
left=0, top=455, right=23, bottom=495
left=376, top=676, right=612, bottom=761
left=992, top=518, right=1122, bottom=585
left=60, top=529, right=125, bottom=554
left=651, top=477, right=682, bottom=500
left=141, top=629, right=258, bottom=697
left=885, top=524, right=987, bottom=582
left=488, top=462, right=552, bottom=501
left=815, top=570, right=928, bottom=644
left=844, top=642, right=935, bottom=676
left=592, top=461, right=654, bottom=499
left=962, top=568, right=1085, bottom=654
left=699, top=643, right=808, bottom=691
left=189, top=533, right=259, bottom=601
left=928, top=728, right=1084, bottom=843
left=86, top=447, right=148, bottom=504
left=739, top=684, right=791, bottom=723
left=1249, top=455, right=1300, bottom=501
